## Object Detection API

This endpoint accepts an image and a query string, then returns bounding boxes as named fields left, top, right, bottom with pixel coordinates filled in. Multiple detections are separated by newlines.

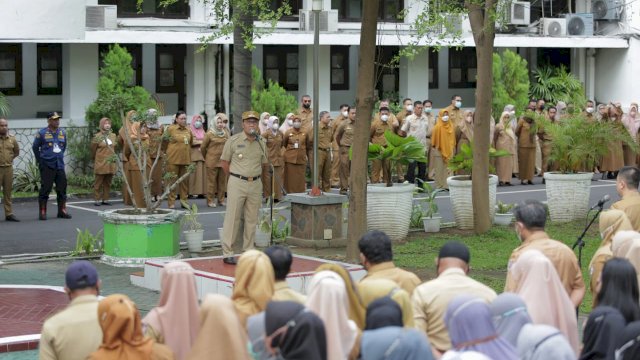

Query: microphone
left=590, top=194, right=611, bottom=210
left=250, top=128, right=260, bottom=140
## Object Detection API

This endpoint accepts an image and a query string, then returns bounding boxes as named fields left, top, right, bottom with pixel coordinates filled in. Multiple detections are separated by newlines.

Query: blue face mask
left=425, top=107, right=432, bottom=113
left=455, top=101, right=462, bottom=108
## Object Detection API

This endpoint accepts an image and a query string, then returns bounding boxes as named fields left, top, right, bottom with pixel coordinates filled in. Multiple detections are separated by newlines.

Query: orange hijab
left=232, top=250, right=275, bottom=327
left=431, top=109, right=456, bottom=162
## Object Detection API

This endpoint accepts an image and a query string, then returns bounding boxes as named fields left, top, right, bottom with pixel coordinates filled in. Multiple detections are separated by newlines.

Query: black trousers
left=39, top=165, right=67, bottom=202
left=406, top=161, right=426, bottom=184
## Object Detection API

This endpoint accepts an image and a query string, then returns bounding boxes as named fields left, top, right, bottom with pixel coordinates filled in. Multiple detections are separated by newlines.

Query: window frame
left=36, top=44, right=63, bottom=96
left=0, top=44, right=22, bottom=96
left=448, top=47, right=477, bottom=89
left=429, top=49, right=439, bottom=89
left=263, top=45, right=299, bottom=92
left=155, top=44, right=186, bottom=94
left=333, top=0, right=405, bottom=22
left=98, top=0, right=190, bottom=19
left=330, top=46, right=349, bottom=91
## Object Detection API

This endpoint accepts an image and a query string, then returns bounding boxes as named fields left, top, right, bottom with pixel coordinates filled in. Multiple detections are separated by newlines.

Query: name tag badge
left=294, top=142, right=299, bottom=149
left=106, top=138, right=113, bottom=146
left=53, top=143, right=62, bottom=154
left=183, top=136, right=188, bottom=145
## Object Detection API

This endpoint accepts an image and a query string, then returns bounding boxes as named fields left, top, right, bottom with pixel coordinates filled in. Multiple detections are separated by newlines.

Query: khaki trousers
left=330, top=141, right=340, bottom=186
left=167, top=164, right=189, bottom=206
left=206, top=167, right=227, bottom=203
left=540, top=141, right=552, bottom=176
left=339, top=146, right=351, bottom=192
left=221, top=175, right=262, bottom=257
left=0, top=166, right=13, bottom=216
left=371, top=159, right=390, bottom=184
left=312, top=150, right=332, bottom=192
left=94, top=174, right=114, bottom=202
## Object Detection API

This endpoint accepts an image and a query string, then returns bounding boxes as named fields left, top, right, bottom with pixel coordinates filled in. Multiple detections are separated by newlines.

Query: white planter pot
left=494, top=213, right=513, bottom=226
left=447, top=175, right=498, bottom=230
left=184, top=229, right=204, bottom=252
left=544, top=172, right=593, bottom=222
left=423, top=216, right=442, bottom=233
left=255, top=225, right=271, bottom=247
left=367, top=183, right=415, bottom=241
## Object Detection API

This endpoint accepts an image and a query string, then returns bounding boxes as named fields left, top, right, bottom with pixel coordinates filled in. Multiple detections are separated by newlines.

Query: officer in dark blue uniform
left=32, top=112, right=72, bottom=220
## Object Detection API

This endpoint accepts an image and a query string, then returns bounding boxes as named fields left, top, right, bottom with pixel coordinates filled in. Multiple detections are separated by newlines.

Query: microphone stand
left=572, top=204, right=606, bottom=267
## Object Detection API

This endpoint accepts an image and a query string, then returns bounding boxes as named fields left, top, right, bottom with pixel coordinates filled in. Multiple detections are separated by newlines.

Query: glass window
left=263, top=46, right=299, bottom=91
left=37, top=44, right=62, bottom=95
left=156, top=44, right=186, bottom=95
left=98, top=0, right=190, bottom=19
left=448, top=47, right=476, bottom=88
left=429, top=49, right=438, bottom=89
left=333, top=0, right=404, bottom=22
left=330, top=46, right=349, bottom=90
left=0, top=44, right=22, bottom=95
left=375, top=46, right=399, bottom=99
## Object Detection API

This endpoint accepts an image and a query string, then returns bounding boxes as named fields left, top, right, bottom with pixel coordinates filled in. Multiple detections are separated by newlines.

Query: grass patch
left=394, top=220, right=600, bottom=314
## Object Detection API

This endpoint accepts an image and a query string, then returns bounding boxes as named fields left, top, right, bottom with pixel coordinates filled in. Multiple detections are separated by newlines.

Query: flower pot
left=494, top=213, right=513, bottom=226
left=544, top=172, right=593, bottom=222
left=366, top=183, right=415, bottom=241
left=255, top=225, right=270, bottom=247
left=422, top=216, right=442, bottom=233
left=447, top=175, right=498, bottom=230
left=184, top=230, right=204, bottom=252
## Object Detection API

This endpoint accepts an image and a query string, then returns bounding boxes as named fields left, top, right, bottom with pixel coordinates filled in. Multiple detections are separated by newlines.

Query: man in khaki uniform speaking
left=165, top=111, right=193, bottom=209
left=219, top=111, right=268, bottom=265
left=0, top=117, right=19, bottom=221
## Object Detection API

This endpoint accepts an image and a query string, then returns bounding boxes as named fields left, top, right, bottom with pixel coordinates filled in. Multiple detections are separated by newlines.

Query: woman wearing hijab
left=118, top=110, right=136, bottom=206
left=590, top=210, right=633, bottom=306
left=186, top=294, right=250, bottom=360
left=503, top=105, right=519, bottom=177
left=282, top=115, right=309, bottom=193
left=612, top=230, right=640, bottom=257
left=306, top=270, right=360, bottom=360
left=232, top=250, right=275, bottom=327
left=622, top=103, right=639, bottom=166
left=601, top=104, right=625, bottom=179
left=596, top=258, right=640, bottom=324
left=580, top=306, right=626, bottom=360
left=315, top=263, right=366, bottom=330
left=615, top=321, right=640, bottom=359
left=91, top=117, right=117, bottom=206
left=444, top=295, right=518, bottom=360
left=489, top=293, right=532, bottom=347
left=188, top=115, right=206, bottom=198
left=279, top=113, right=295, bottom=135
left=357, top=278, right=414, bottom=327
left=509, top=249, right=580, bottom=353
left=494, top=112, right=516, bottom=186
left=126, top=117, right=150, bottom=208
left=142, top=262, right=199, bottom=360
left=201, top=114, right=230, bottom=207
left=456, top=110, right=474, bottom=154
left=516, top=323, right=575, bottom=360
left=261, top=116, right=284, bottom=202
left=431, top=109, right=456, bottom=189
left=259, top=112, right=270, bottom=135
left=516, top=114, right=536, bottom=185
left=440, top=351, right=492, bottom=360
left=88, top=294, right=174, bottom=360
left=264, top=301, right=327, bottom=360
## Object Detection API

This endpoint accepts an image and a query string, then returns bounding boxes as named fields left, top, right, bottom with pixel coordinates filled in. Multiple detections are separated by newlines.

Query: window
left=0, top=44, right=22, bottom=96
left=332, top=0, right=404, bottom=22
left=263, top=46, right=299, bottom=91
left=270, top=0, right=302, bottom=19
left=99, top=44, right=142, bottom=86
left=448, top=47, right=476, bottom=88
left=98, top=0, right=190, bottom=19
left=37, top=44, right=62, bottom=95
left=375, top=46, right=399, bottom=99
left=429, top=49, right=438, bottom=89
left=156, top=45, right=186, bottom=94
left=330, top=46, right=349, bottom=91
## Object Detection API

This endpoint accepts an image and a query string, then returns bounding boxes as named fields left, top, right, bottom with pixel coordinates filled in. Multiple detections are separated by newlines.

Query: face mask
left=287, top=119, right=293, bottom=126
left=303, top=103, right=311, bottom=109
left=510, top=111, right=516, bottom=117
left=103, top=125, right=111, bottom=131
left=293, top=122, right=301, bottom=129
left=272, top=123, right=279, bottom=131
left=263, top=118, right=269, bottom=125
left=342, top=111, right=348, bottom=118
left=381, top=115, right=389, bottom=122
left=611, top=117, right=617, bottom=121
left=406, top=105, right=413, bottom=112
left=455, top=101, right=462, bottom=108
left=425, top=107, right=432, bottom=113
left=194, top=121, right=203, bottom=129
left=442, top=116, right=449, bottom=122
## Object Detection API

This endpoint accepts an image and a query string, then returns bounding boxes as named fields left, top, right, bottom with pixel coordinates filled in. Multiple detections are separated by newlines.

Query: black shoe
left=528, top=181, right=535, bottom=185
left=94, top=201, right=101, bottom=206
left=542, top=179, right=546, bottom=185
left=521, top=181, right=527, bottom=185
left=223, top=257, right=237, bottom=265
left=101, top=201, right=112, bottom=206
left=505, top=182, right=512, bottom=186
left=6, top=214, right=19, bottom=222
left=498, top=181, right=505, bottom=187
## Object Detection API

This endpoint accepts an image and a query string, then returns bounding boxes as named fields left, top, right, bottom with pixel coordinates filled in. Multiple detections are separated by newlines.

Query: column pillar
left=185, top=44, right=206, bottom=114
left=62, top=44, right=98, bottom=123
left=298, top=45, right=330, bottom=111
left=399, top=48, right=429, bottom=101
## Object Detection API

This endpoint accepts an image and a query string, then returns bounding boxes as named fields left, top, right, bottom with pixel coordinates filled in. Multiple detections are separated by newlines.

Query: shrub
left=530, top=65, right=586, bottom=107
left=492, top=50, right=529, bottom=119
left=251, top=66, right=298, bottom=121
left=13, top=161, right=40, bottom=193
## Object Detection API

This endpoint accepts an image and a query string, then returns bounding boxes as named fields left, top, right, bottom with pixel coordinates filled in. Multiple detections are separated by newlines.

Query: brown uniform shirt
left=90, top=132, right=117, bottom=174
left=165, top=124, right=193, bottom=165
left=331, top=114, right=347, bottom=141
left=360, top=261, right=421, bottom=295
left=515, top=119, right=537, bottom=148
left=370, top=119, right=394, bottom=146
left=283, top=129, right=309, bottom=165
left=201, top=129, right=229, bottom=168
left=611, top=192, right=640, bottom=232
left=220, top=131, right=267, bottom=177
left=505, top=231, right=585, bottom=298
left=337, top=120, right=355, bottom=147
left=124, top=138, right=150, bottom=171
left=0, top=134, right=19, bottom=167
left=310, top=123, right=333, bottom=150
left=396, top=109, right=409, bottom=130
left=298, top=107, right=313, bottom=131
left=147, top=127, right=164, bottom=159
left=261, top=129, right=284, bottom=167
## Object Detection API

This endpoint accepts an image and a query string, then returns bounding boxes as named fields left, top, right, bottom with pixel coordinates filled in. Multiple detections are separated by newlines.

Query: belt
left=230, top=172, right=261, bottom=182
left=318, top=148, right=331, bottom=152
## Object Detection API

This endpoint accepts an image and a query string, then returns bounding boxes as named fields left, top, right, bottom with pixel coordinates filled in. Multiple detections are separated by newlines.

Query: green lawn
left=394, top=220, right=600, bottom=314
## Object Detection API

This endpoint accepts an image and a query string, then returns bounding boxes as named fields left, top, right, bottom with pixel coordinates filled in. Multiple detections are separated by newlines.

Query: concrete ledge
left=286, top=192, right=348, bottom=205
left=285, top=236, right=347, bottom=248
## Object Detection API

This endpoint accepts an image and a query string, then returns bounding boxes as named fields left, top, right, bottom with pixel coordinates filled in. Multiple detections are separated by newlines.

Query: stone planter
left=184, top=230, right=204, bottom=253
left=544, top=172, right=593, bottom=222
left=447, top=175, right=498, bottom=230
left=99, top=209, right=183, bottom=267
left=256, top=225, right=271, bottom=247
left=494, top=213, right=513, bottom=226
left=367, top=183, right=415, bottom=241
left=422, top=216, right=442, bottom=233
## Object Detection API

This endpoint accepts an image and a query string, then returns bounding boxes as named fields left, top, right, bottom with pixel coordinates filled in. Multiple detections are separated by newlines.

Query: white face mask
left=586, top=107, right=594, bottom=114
left=381, top=115, right=389, bottom=122
left=287, top=119, right=293, bottom=126
left=425, top=107, right=432, bottom=113
left=342, top=111, right=348, bottom=118
left=406, top=105, right=413, bottom=112
left=293, top=122, right=301, bottom=129
left=263, top=118, right=269, bottom=125
left=272, top=123, right=279, bottom=131
left=455, top=101, right=462, bottom=108
left=611, top=117, right=618, bottom=121
left=442, top=116, right=449, bottom=122
left=194, top=121, right=203, bottom=129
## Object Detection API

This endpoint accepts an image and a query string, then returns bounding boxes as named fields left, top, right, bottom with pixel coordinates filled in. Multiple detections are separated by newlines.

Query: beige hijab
left=357, top=278, right=414, bottom=327
left=306, top=270, right=359, bottom=360
left=186, top=294, right=250, bottom=360
left=143, top=262, right=200, bottom=360
left=510, top=250, right=579, bottom=354
left=612, top=230, right=640, bottom=299
left=315, top=263, right=367, bottom=330
left=232, top=250, right=275, bottom=327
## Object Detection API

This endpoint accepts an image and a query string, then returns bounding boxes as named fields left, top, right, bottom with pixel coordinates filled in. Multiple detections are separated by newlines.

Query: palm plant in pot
left=543, top=113, right=637, bottom=222
left=494, top=201, right=515, bottom=226
left=447, top=142, right=510, bottom=229
left=182, top=203, right=204, bottom=253
left=366, top=130, right=427, bottom=241
left=416, top=180, right=444, bottom=233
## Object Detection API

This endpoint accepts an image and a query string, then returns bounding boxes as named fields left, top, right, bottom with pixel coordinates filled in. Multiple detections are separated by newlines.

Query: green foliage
left=66, top=125, right=94, bottom=175
left=13, top=161, right=40, bottom=193
left=415, top=180, right=443, bottom=218
left=496, top=200, right=515, bottom=214
left=530, top=65, right=586, bottom=107
left=72, top=228, right=104, bottom=256
left=410, top=204, right=424, bottom=228
left=492, top=50, right=529, bottom=119
left=0, top=91, right=10, bottom=117
left=251, top=66, right=298, bottom=121
left=367, top=130, right=427, bottom=166
left=271, top=212, right=290, bottom=239
left=182, top=203, right=203, bottom=232
left=448, top=142, right=511, bottom=177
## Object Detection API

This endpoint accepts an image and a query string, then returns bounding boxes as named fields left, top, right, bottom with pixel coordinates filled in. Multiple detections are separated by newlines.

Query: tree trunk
left=232, top=6, right=252, bottom=133
left=346, top=0, right=379, bottom=261
left=467, top=0, right=496, bottom=233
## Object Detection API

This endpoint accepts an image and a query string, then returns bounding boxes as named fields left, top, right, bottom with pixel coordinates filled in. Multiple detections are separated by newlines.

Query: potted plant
left=182, top=203, right=204, bottom=253
left=366, top=130, right=427, bottom=241
left=543, top=113, right=637, bottom=222
left=447, top=142, right=510, bottom=229
left=416, top=180, right=443, bottom=233
left=494, top=201, right=514, bottom=226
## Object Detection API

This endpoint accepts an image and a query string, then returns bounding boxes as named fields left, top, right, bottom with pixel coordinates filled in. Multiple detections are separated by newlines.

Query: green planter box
left=99, top=209, right=184, bottom=266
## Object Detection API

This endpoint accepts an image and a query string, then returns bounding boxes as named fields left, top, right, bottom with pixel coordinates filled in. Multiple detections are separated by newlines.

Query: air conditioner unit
left=299, top=10, right=338, bottom=32
left=508, top=1, right=531, bottom=25
left=565, top=13, right=594, bottom=36
left=592, top=0, right=622, bottom=20
left=86, top=5, right=117, bottom=29
left=541, top=18, right=566, bottom=36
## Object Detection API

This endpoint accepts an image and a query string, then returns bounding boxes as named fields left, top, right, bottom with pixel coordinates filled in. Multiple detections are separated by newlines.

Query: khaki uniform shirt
left=283, top=129, right=309, bottom=165
left=612, top=192, right=640, bottom=232
left=370, top=119, right=395, bottom=146
left=91, top=132, right=117, bottom=175
left=331, top=114, right=347, bottom=141
left=298, top=107, right=313, bottom=131
left=336, top=120, right=355, bottom=147
left=147, top=127, right=164, bottom=159
left=515, top=119, right=537, bottom=148
left=261, top=130, right=284, bottom=167
left=360, top=261, right=421, bottom=295
left=272, top=281, right=307, bottom=304
left=310, top=123, right=333, bottom=150
left=443, top=105, right=464, bottom=128
left=124, top=138, right=150, bottom=171
left=220, top=131, right=267, bottom=177
left=165, top=124, right=193, bottom=165
left=505, top=231, right=585, bottom=297
left=201, top=129, right=229, bottom=168
left=396, top=109, right=410, bottom=130
left=39, top=295, right=102, bottom=360
left=0, top=134, right=19, bottom=167
left=411, top=268, right=497, bottom=351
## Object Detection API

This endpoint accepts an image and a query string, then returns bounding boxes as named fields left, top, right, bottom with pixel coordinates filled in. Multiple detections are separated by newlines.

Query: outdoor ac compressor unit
left=508, top=1, right=531, bottom=25
left=86, top=5, right=117, bottom=29
left=592, top=0, right=623, bottom=20
left=299, top=10, right=338, bottom=32
left=565, top=13, right=594, bottom=36
left=541, top=18, right=567, bottom=36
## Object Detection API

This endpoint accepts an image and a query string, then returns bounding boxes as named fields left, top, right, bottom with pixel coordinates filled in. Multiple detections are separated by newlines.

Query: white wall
left=62, top=44, right=99, bottom=122
left=0, top=0, right=85, bottom=40
left=595, top=38, right=640, bottom=106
